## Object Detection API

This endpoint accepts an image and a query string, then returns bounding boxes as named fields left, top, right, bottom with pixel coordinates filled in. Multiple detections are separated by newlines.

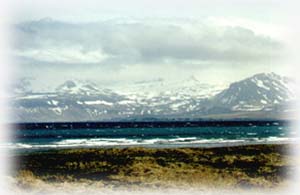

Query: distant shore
left=13, top=120, right=290, bottom=130
left=12, top=144, right=296, bottom=190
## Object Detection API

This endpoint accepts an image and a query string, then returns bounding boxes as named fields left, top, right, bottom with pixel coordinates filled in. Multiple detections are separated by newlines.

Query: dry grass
left=12, top=144, right=296, bottom=191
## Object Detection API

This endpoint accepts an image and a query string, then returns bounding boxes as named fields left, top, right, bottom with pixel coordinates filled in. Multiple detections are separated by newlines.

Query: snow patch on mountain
left=84, top=100, right=113, bottom=106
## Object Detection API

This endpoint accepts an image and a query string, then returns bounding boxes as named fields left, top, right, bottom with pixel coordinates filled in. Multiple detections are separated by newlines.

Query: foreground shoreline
left=10, top=140, right=297, bottom=154
left=13, top=144, right=296, bottom=191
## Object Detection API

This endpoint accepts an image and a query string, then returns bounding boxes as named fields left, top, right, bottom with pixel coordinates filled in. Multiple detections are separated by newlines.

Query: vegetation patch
left=12, top=144, right=295, bottom=189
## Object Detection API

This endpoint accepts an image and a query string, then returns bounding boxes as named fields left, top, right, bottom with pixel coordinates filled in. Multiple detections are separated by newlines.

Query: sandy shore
left=10, top=144, right=297, bottom=193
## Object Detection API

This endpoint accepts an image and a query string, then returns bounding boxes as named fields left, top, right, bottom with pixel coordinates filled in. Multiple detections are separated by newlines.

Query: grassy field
left=12, top=144, right=296, bottom=190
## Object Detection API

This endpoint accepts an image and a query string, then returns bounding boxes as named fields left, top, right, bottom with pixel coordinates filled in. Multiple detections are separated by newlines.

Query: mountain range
left=11, top=72, right=296, bottom=122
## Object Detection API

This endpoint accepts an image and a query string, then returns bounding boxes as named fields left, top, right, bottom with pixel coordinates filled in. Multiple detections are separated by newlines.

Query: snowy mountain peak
left=59, top=80, right=76, bottom=89
left=56, top=80, right=101, bottom=95
left=214, top=72, right=294, bottom=112
left=252, top=72, right=282, bottom=80
left=179, top=75, right=201, bottom=86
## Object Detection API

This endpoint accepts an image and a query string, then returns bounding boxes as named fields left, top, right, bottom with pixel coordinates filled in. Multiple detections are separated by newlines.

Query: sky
left=8, top=0, right=300, bottom=90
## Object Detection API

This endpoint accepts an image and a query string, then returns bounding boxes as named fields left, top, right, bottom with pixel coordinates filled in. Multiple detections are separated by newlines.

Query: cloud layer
left=14, top=18, right=283, bottom=69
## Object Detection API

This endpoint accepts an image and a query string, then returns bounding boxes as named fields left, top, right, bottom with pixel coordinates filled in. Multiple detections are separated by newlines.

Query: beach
left=12, top=143, right=296, bottom=192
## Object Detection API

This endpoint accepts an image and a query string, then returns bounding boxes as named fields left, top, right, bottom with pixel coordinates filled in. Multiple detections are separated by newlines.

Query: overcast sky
left=9, top=0, right=299, bottom=89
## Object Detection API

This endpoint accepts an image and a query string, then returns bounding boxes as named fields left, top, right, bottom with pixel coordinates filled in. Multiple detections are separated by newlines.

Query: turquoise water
left=8, top=124, right=295, bottom=150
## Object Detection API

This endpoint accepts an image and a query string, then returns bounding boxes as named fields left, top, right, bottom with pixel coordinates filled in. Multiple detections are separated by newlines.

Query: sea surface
left=4, top=121, right=297, bottom=152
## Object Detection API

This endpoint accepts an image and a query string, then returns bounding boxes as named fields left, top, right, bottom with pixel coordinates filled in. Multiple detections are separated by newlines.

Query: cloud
left=14, top=18, right=283, bottom=69
left=16, top=46, right=109, bottom=64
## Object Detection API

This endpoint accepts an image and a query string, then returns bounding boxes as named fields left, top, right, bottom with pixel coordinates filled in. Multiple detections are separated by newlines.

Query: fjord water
left=9, top=123, right=295, bottom=151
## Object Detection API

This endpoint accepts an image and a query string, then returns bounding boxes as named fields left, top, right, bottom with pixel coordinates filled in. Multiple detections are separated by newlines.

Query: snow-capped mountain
left=10, top=73, right=296, bottom=122
left=212, top=73, right=295, bottom=112
left=113, top=76, right=226, bottom=99
left=55, top=80, right=116, bottom=96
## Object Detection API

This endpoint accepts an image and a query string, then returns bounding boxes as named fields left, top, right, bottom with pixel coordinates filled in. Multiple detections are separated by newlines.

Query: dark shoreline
left=13, top=143, right=295, bottom=189
left=13, top=120, right=290, bottom=130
